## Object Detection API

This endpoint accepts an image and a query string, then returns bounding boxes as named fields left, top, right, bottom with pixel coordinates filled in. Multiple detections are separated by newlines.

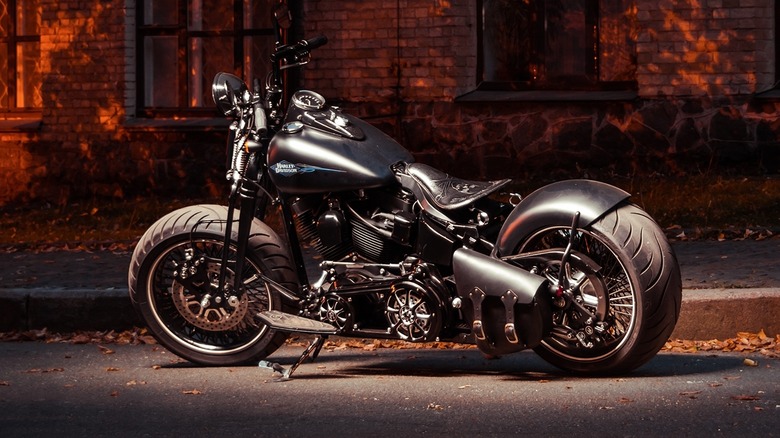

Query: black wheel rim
left=146, top=238, right=273, bottom=355
left=519, top=227, right=637, bottom=362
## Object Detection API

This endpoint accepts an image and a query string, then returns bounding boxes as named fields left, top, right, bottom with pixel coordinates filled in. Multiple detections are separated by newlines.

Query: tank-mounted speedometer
left=291, top=90, right=326, bottom=110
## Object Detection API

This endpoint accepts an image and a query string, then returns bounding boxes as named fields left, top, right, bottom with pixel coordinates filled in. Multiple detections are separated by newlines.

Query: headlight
left=211, top=72, right=248, bottom=116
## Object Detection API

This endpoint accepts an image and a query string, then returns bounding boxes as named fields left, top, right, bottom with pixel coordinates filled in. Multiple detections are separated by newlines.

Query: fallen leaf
left=426, top=403, right=444, bottom=411
left=743, top=358, right=758, bottom=367
left=619, top=397, right=634, bottom=403
left=732, top=394, right=760, bottom=401
left=97, top=345, right=115, bottom=355
left=25, top=368, right=64, bottom=374
left=0, top=381, right=9, bottom=386
left=679, top=390, right=702, bottom=398
left=182, top=389, right=202, bottom=395
left=109, top=391, right=119, bottom=397
left=106, top=367, right=120, bottom=372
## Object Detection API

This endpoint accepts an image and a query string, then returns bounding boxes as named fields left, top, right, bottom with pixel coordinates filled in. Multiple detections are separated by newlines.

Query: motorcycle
left=128, top=5, right=681, bottom=379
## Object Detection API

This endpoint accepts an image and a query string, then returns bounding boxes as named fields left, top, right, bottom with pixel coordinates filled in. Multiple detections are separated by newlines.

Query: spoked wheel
left=517, top=203, right=681, bottom=374
left=129, top=205, right=297, bottom=366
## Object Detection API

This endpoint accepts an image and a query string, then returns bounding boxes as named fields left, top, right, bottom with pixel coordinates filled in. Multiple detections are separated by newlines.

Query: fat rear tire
left=128, top=204, right=297, bottom=366
left=523, top=203, right=682, bottom=374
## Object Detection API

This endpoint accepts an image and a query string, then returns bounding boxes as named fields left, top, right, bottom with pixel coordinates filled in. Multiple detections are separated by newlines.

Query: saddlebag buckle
left=501, top=290, right=519, bottom=344
left=468, top=288, right=487, bottom=341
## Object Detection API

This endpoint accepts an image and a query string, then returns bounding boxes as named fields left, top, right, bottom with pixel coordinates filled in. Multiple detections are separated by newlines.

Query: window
left=0, top=0, right=42, bottom=111
left=478, top=0, right=636, bottom=91
left=137, top=0, right=278, bottom=117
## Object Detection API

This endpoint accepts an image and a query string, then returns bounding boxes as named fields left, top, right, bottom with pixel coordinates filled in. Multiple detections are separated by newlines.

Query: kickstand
left=258, top=335, right=327, bottom=381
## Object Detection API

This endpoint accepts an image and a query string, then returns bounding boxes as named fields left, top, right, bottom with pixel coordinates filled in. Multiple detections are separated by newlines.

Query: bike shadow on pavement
left=162, top=348, right=751, bottom=381
left=342, top=351, right=747, bottom=380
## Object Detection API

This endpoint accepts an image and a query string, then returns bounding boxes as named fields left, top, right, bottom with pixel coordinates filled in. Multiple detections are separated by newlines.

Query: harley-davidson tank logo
left=270, top=160, right=345, bottom=177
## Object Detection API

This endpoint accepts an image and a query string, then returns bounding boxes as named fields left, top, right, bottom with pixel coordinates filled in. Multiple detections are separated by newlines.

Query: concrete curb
left=671, top=288, right=780, bottom=340
left=2, top=286, right=779, bottom=340
left=0, top=288, right=140, bottom=332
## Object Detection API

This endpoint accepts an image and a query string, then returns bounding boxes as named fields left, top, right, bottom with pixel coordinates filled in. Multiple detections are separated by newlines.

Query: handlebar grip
left=272, top=35, right=328, bottom=62
left=254, top=103, right=268, bottom=136
left=304, top=35, right=328, bottom=50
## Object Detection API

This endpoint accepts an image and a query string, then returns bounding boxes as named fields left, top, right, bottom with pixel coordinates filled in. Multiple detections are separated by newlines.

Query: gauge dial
left=291, top=90, right=326, bottom=110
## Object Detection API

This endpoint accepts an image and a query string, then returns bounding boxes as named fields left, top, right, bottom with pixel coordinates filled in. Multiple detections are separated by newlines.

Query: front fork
left=218, top=156, right=261, bottom=296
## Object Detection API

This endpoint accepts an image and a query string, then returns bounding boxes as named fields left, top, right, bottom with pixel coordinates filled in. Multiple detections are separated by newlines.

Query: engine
left=291, top=187, right=417, bottom=264
left=291, top=188, right=458, bottom=341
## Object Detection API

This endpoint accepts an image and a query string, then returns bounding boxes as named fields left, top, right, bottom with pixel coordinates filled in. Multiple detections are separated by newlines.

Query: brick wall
left=636, top=0, right=775, bottom=97
left=304, top=0, right=476, bottom=103
left=0, top=0, right=226, bottom=205
left=0, top=0, right=778, bottom=206
left=305, top=0, right=776, bottom=101
left=36, top=0, right=129, bottom=200
left=302, top=0, right=779, bottom=180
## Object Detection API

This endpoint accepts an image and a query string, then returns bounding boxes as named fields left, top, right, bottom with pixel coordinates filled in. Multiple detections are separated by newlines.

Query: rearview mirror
left=274, top=3, right=291, bottom=29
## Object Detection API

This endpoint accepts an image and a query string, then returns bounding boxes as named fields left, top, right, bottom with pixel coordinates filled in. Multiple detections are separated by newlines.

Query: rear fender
left=495, top=180, right=630, bottom=257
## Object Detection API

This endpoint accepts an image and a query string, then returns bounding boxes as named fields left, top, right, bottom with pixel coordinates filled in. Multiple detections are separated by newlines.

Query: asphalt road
left=0, top=342, right=777, bottom=437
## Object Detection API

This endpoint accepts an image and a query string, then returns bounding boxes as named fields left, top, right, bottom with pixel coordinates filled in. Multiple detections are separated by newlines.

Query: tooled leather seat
left=405, top=163, right=511, bottom=210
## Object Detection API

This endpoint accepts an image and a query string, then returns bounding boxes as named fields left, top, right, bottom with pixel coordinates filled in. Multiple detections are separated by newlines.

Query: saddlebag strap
left=501, top=290, right=520, bottom=344
left=468, top=287, right=487, bottom=341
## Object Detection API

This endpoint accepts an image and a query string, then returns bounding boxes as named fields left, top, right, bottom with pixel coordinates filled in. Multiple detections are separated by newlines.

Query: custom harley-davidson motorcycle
left=128, top=6, right=681, bottom=378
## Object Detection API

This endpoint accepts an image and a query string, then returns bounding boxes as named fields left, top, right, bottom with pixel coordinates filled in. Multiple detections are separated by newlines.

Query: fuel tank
left=267, top=91, right=413, bottom=194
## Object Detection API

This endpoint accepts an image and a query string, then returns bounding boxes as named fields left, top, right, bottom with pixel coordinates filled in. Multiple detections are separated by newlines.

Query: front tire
left=128, top=204, right=298, bottom=366
left=517, top=203, right=681, bottom=374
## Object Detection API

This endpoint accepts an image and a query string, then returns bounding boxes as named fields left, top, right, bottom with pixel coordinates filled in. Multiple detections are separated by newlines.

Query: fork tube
left=217, top=190, right=238, bottom=294
left=232, top=186, right=258, bottom=294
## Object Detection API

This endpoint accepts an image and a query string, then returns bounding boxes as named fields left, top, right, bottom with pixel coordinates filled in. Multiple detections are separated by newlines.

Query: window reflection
left=481, top=0, right=636, bottom=90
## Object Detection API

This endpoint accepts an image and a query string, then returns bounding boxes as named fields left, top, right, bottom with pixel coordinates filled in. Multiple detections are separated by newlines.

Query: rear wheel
left=516, top=203, right=681, bottom=374
left=128, top=205, right=297, bottom=366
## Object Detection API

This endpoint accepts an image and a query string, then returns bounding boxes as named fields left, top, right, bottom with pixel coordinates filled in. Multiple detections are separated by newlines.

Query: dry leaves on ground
left=0, top=241, right=135, bottom=254
left=666, top=226, right=778, bottom=242
left=0, top=327, right=157, bottom=345
left=663, top=330, right=780, bottom=357
left=1, top=328, right=779, bottom=359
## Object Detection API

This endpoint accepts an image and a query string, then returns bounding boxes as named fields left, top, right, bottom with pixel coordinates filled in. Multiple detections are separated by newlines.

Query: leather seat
left=405, top=163, right=511, bottom=210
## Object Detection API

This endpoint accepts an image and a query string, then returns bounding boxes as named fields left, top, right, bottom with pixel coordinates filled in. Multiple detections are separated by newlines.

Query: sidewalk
left=1, top=240, right=779, bottom=339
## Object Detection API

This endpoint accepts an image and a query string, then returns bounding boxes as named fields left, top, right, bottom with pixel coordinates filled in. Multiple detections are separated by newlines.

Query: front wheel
left=516, top=203, right=681, bottom=374
left=128, top=204, right=298, bottom=366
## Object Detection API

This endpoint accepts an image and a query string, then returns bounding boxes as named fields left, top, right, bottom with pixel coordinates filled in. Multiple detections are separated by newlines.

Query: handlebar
left=271, top=35, right=328, bottom=63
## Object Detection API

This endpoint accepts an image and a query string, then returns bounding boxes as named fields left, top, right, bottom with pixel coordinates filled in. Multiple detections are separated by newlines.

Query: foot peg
left=257, top=310, right=339, bottom=335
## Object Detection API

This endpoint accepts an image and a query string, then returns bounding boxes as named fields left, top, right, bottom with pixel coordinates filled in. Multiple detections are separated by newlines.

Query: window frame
left=475, top=0, right=637, bottom=93
left=135, top=0, right=277, bottom=118
left=776, top=2, right=779, bottom=86
left=0, top=0, right=42, bottom=114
